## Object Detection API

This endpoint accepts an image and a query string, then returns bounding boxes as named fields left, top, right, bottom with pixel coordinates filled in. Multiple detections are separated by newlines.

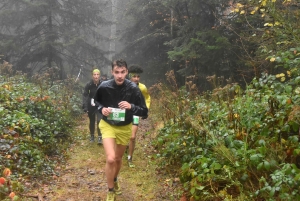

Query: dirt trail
left=30, top=116, right=176, bottom=201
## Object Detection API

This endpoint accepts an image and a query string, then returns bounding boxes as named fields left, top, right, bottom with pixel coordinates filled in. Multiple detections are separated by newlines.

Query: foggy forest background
left=2, top=0, right=297, bottom=89
left=1, top=0, right=300, bottom=200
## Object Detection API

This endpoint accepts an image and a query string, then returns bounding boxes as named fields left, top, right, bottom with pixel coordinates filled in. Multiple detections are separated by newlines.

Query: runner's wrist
left=98, top=106, right=103, bottom=114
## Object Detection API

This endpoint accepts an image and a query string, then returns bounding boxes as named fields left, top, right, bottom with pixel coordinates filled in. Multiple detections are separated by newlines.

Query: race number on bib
left=107, top=107, right=126, bottom=121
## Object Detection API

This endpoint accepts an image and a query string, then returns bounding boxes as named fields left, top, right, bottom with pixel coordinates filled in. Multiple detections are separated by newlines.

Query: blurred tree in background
left=118, top=0, right=241, bottom=88
left=118, top=0, right=300, bottom=90
left=0, top=0, right=110, bottom=79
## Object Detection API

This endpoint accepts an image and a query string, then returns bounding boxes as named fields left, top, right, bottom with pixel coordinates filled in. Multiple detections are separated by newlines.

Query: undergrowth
left=150, top=70, right=300, bottom=201
left=0, top=61, right=83, bottom=200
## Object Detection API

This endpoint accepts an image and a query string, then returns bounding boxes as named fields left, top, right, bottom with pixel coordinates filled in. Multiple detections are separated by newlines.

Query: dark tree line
left=116, top=0, right=243, bottom=89
left=116, top=0, right=299, bottom=90
left=0, top=0, right=110, bottom=79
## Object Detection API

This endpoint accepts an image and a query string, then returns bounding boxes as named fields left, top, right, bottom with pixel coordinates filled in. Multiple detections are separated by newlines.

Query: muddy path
left=27, top=116, right=180, bottom=201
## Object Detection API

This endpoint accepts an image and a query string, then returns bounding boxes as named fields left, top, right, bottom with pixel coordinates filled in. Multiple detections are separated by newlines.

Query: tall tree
left=0, top=0, right=110, bottom=79
left=105, top=0, right=118, bottom=75
left=164, top=0, right=246, bottom=89
left=117, top=0, right=171, bottom=86
left=118, top=0, right=248, bottom=89
left=234, top=0, right=300, bottom=76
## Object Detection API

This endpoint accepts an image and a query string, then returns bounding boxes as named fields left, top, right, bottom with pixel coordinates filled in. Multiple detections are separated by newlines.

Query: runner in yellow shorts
left=127, top=64, right=151, bottom=168
left=99, top=120, right=131, bottom=146
left=93, top=59, right=148, bottom=201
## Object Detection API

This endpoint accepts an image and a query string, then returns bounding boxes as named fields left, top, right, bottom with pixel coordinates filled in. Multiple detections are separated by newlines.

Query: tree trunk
left=170, top=8, right=173, bottom=38
left=107, top=0, right=118, bottom=74
left=47, top=11, right=53, bottom=70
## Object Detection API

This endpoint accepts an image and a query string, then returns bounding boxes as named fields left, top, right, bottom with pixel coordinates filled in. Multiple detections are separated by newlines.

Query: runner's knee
left=106, top=156, right=115, bottom=164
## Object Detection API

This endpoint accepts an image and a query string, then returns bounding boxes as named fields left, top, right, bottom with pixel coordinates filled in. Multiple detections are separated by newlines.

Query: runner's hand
left=102, top=107, right=112, bottom=116
left=118, top=101, right=131, bottom=110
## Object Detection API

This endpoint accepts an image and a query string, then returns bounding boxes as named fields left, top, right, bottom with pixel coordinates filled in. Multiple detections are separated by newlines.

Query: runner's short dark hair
left=128, top=64, right=143, bottom=74
left=111, top=59, right=127, bottom=70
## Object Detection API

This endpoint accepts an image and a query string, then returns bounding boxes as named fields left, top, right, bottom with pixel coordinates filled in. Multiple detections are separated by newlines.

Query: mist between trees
left=0, top=0, right=299, bottom=90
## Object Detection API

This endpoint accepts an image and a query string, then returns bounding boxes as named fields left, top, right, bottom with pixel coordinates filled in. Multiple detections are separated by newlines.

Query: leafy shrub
left=151, top=71, right=300, bottom=200
left=0, top=168, right=21, bottom=201
left=0, top=69, right=82, bottom=179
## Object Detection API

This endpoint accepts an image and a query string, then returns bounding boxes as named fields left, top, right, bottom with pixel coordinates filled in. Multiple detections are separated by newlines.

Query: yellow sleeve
left=139, top=83, right=151, bottom=109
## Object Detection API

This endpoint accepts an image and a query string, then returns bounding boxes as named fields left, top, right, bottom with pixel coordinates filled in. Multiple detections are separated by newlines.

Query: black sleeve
left=130, top=87, right=148, bottom=117
left=82, top=83, right=89, bottom=110
left=94, top=81, right=102, bottom=107
left=93, top=85, right=104, bottom=114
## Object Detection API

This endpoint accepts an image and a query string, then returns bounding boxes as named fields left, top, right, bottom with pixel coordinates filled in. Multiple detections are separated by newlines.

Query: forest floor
left=26, top=115, right=183, bottom=201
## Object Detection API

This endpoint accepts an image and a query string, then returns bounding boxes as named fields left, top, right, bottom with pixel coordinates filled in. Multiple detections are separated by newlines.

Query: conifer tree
left=118, top=0, right=241, bottom=88
left=0, top=0, right=109, bottom=78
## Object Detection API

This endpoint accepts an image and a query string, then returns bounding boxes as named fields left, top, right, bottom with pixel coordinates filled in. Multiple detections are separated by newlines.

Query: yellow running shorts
left=99, top=120, right=132, bottom=145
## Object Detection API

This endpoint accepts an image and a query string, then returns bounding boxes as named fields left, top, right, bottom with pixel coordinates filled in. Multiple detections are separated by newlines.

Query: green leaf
left=285, top=86, right=292, bottom=93
left=270, top=187, right=276, bottom=196
left=288, top=136, right=298, bottom=143
left=210, top=162, right=222, bottom=170
left=263, top=161, right=270, bottom=170
left=257, top=162, right=263, bottom=170
left=276, top=57, right=282, bottom=62
left=202, top=163, right=208, bottom=168
left=240, top=173, right=249, bottom=181
left=190, top=187, right=195, bottom=194
left=204, top=168, right=210, bottom=173
left=250, top=154, right=263, bottom=162
left=291, top=122, right=299, bottom=132
left=293, top=149, right=300, bottom=155
left=258, top=139, right=266, bottom=146
left=196, top=186, right=205, bottom=190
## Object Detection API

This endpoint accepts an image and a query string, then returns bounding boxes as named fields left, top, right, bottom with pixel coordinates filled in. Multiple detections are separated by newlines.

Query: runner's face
left=92, top=72, right=100, bottom=83
left=112, top=66, right=128, bottom=85
left=130, top=75, right=140, bottom=84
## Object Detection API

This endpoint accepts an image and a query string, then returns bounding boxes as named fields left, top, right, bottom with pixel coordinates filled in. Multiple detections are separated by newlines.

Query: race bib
left=107, top=107, right=126, bottom=121
left=133, top=115, right=139, bottom=124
